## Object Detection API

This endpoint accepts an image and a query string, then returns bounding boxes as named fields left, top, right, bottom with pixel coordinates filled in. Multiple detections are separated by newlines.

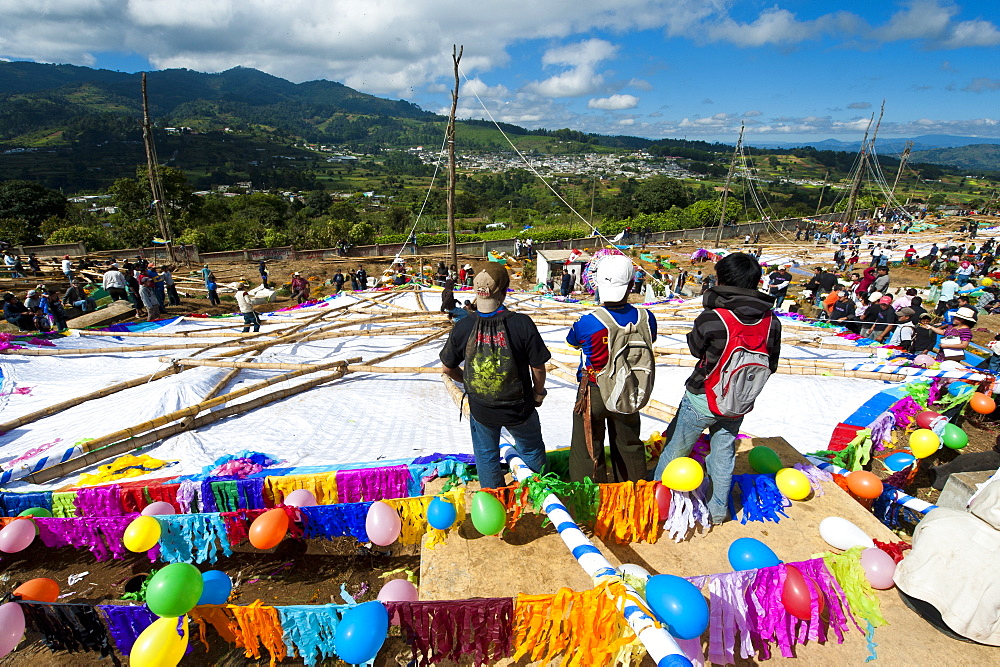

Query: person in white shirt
left=234, top=285, right=260, bottom=333
left=61, top=255, right=73, bottom=282
left=102, top=264, right=127, bottom=301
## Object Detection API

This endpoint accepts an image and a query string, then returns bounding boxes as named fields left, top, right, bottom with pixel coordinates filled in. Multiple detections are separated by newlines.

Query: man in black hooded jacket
left=653, top=252, right=782, bottom=524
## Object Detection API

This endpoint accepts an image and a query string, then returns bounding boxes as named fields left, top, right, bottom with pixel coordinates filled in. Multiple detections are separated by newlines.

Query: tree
left=0, top=217, right=37, bottom=246
left=0, top=180, right=67, bottom=231
left=634, top=176, right=690, bottom=214
left=348, top=222, right=376, bottom=245
left=108, top=166, right=194, bottom=220
left=46, top=225, right=114, bottom=251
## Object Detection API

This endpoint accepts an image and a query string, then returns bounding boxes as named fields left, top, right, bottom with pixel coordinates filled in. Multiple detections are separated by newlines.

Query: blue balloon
left=948, top=382, right=973, bottom=397
left=198, top=570, right=233, bottom=605
left=335, top=600, right=389, bottom=664
left=644, top=574, right=709, bottom=640
left=426, top=496, right=457, bottom=531
left=883, top=452, right=916, bottom=472
left=727, top=537, right=780, bottom=571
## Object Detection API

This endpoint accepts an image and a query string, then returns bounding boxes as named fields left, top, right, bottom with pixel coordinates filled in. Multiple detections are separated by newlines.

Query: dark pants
left=108, top=287, right=127, bottom=301
left=166, top=285, right=180, bottom=306
left=569, top=384, right=646, bottom=484
left=242, top=311, right=261, bottom=333
left=208, top=289, right=221, bottom=306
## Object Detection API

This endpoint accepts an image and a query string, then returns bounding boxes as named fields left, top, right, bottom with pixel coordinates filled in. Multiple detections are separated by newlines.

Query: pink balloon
left=0, top=519, right=35, bottom=553
left=0, top=602, right=25, bottom=658
left=860, top=547, right=896, bottom=589
left=365, top=501, right=402, bottom=546
left=284, top=489, right=317, bottom=507
left=913, top=354, right=936, bottom=368
left=140, top=501, right=176, bottom=516
left=377, top=578, right=418, bottom=603
left=377, top=578, right=418, bottom=626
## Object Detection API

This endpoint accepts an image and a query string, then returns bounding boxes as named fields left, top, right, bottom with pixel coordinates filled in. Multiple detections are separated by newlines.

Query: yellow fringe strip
left=512, top=582, right=645, bottom=666
left=384, top=486, right=467, bottom=548
left=593, top=480, right=660, bottom=544
left=226, top=600, right=288, bottom=667
left=264, top=472, right=338, bottom=506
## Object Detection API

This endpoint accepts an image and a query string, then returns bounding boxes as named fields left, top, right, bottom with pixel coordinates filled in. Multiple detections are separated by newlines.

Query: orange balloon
left=13, top=577, right=59, bottom=602
left=846, top=471, right=884, bottom=500
left=970, top=392, right=996, bottom=415
left=248, top=508, right=289, bottom=550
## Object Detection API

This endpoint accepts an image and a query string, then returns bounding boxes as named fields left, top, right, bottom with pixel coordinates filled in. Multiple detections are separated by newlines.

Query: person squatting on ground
left=653, top=252, right=782, bottom=524
left=235, top=284, right=262, bottom=333
left=567, top=254, right=657, bottom=484
left=440, top=263, right=550, bottom=489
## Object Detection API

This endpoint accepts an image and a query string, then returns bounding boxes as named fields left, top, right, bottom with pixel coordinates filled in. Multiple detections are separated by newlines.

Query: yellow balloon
left=123, top=516, right=161, bottom=553
left=130, top=616, right=188, bottom=667
left=909, top=428, right=940, bottom=459
left=775, top=468, right=812, bottom=500
left=981, top=277, right=994, bottom=287
left=660, top=457, right=704, bottom=492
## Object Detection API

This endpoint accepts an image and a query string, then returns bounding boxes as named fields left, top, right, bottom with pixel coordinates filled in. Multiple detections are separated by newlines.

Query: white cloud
left=742, top=110, right=762, bottom=117
left=525, top=39, right=616, bottom=98
left=847, top=101, right=872, bottom=109
left=942, top=19, right=1000, bottom=47
left=875, top=0, right=956, bottom=42
left=627, top=78, right=653, bottom=91
left=588, top=94, right=639, bottom=110
left=963, top=78, right=1000, bottom=93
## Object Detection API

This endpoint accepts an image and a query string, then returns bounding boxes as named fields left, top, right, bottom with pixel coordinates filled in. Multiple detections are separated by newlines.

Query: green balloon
left=748, top=446, right=783, bottom=474
left=18, top=507, right=52, bottom=518
left=145, top=563, right=204, bottom=617
left=470, top=491, right=507, bottom=536
left=942, top=423, right=969, bottom=450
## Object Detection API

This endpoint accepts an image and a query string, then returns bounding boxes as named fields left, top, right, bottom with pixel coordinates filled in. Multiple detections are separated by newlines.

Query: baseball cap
left=869, top=292, right=882, bottom=301
left=879, top=295, right=892, bottom=304
left=955, top=306, right=978, bottom=322
left=594, top=254, right=634, bottom=303
left=26, top=290, right=37, bottom=297
left=898, top=307, right=915, bottom=317
left=473, top=263, right=510, bottom=313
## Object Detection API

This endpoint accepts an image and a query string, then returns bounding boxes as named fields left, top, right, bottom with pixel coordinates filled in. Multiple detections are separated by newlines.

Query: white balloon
left=619, top=564, right=651, bottom=580
left=819, top=516, right=875, bottom=551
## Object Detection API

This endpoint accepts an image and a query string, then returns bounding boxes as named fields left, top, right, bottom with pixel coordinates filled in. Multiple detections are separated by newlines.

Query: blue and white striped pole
left=500, top=441, right=692, bottom=667
left=0, top=444, right=84, bottom=484
left=805, top=455, right=936, bottom=514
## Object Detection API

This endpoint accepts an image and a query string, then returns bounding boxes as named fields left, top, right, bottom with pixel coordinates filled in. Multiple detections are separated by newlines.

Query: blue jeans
left=72, top=297, right=96, bottom=313
left=469, top=410, right=547, bottom=489
left=653, top=392, right=744, bottom=522
left=989, top=355, right=1000, bottom=375
left=241, top=311, right=260, bottom=332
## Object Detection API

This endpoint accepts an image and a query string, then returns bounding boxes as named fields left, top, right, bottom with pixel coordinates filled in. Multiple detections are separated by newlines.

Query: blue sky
left=1, top=0, right=998, bottom=143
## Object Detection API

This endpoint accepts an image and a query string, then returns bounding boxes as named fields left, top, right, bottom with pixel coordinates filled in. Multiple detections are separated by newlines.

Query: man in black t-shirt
left=861, top=295, right=898, bottom=342
left=440, top=263, right=550, bottom=488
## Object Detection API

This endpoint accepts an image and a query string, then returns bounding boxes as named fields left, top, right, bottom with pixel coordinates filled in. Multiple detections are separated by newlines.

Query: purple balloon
left=0, top=602, right=25, bottom=657
left=0, top=520, right=35, bottom=553
left=141, top=501, right=176, bottom=516
left=365, top=501, right=402, bottom=546
left=860, top=547, right=896, bottom=589
left=284, top=489, right=317, bottom=507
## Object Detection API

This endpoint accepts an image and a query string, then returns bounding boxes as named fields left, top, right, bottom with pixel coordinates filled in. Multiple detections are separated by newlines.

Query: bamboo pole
left=0, top=340, right=245, bottom=356
left=0, top=366, right=181, bottom=434
left=414, top=289, right=428, bottom=312
left=74, top=357, right=361, bottom=455
left=25, top=365, right=352, bottom=485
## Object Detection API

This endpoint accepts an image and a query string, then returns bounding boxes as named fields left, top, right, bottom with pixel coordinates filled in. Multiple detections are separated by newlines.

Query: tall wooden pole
left=141, top=73, right=177, bottom=263
left=446, top=45, right=463, bottom=275
left=815, top=171, right=829, bottom=215
left=715, top=123, right=743, bottom=247
left=843, top=112, right=875, bottom=226
left=890, top=140, right=913, bottom=200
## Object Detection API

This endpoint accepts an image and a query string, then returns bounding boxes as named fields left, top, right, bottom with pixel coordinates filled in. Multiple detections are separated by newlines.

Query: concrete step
left=937, top=470, right=996, bottom=511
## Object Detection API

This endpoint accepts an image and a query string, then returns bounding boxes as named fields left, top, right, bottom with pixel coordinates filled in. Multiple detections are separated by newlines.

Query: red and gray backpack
left=703, top=309, right=774, bottom=418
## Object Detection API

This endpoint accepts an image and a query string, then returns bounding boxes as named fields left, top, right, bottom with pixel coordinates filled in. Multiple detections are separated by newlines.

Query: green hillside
left=911, top=144, right=1000, bottom=172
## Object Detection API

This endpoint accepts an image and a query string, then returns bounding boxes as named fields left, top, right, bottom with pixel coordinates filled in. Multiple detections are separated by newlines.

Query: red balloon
left=13, top=577, right=59, bottom=603
left=248, top=508, right=289, bottom=550
left=846, top=471, right=884, bottom=500
left=653, top=483, right=671, bottom=520
left=781, top=565, right=825, bottom=621
left=914, top=411, right=947, bottom=430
